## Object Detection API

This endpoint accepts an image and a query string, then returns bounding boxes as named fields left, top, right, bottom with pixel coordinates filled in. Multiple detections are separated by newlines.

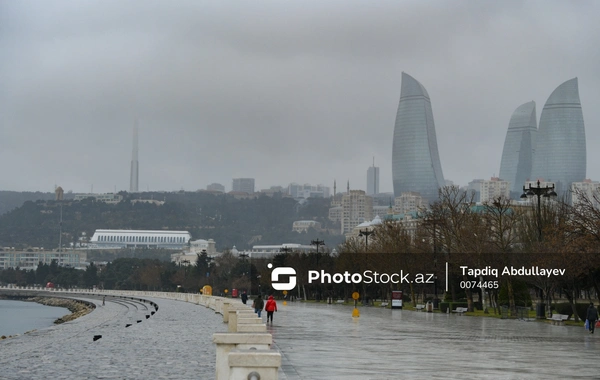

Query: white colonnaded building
left=89, top=229, right=191, bottom=250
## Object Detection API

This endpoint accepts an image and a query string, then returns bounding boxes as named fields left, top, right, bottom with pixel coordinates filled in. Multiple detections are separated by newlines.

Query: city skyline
left=2, top=1, right=600, bottom=194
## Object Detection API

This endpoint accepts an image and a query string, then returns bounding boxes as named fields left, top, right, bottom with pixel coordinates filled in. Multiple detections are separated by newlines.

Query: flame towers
left=499, top=101, right=537, bottom=194
left=532, top=78, right=586, bottom=195
left=392, top=72, right=445, bottom=202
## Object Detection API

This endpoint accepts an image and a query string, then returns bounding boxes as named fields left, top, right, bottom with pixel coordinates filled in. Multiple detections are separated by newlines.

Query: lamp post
left=311, top=239, right=325, bottom=301
left=520, top=180, right=557, bottom=242
left=520, top=180, right=557, bottom=319
left=358, top=229, right=374, bottom=306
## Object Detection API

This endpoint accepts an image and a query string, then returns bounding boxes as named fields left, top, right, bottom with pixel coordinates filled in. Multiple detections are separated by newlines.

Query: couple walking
left=252, top=295, right=278, bottom=323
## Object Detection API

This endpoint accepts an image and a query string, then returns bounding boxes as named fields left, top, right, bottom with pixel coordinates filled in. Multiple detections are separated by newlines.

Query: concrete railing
left=0, top=286, right=281, bottom=379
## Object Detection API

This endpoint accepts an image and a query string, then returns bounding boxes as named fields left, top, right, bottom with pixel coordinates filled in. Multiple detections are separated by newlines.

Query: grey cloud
left=1, top=0, right=599, bottom=194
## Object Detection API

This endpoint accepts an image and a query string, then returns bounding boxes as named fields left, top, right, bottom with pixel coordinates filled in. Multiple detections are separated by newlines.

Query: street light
left=520, top=180, right=557, bottom=242
left=520, top=180, right=557, bottom=319
left=311, top=239, right=325, bottom=301
left=358, top=229, right=374, bottom=306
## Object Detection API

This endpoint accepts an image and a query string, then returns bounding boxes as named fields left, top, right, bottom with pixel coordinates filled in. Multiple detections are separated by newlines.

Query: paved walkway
left=268, top=302, right=600, bottom=379
left=4, top=293, right=599, bottom=379
left=0, top=294, right=226, bottom=379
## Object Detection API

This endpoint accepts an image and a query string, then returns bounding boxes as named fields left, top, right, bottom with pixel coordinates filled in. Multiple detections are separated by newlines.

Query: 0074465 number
left=459, top=281, right=499, bottom=289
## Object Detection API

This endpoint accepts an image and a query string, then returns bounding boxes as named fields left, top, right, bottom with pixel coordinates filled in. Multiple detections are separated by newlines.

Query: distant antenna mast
left=130, top=121, right=139, bottom=192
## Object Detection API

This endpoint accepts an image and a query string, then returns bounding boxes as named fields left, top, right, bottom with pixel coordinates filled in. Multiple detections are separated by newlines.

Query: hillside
left=0, top=192, right=343, bottom=251
left=0, top=191, right=71, bottom=215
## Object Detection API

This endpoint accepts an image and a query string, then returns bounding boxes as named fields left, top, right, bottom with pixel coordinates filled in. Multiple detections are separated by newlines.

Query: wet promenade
left=270, top=302, right=600, bottom=379
left=2, top=290, right=599, bottom=379
left=0, top=293, right=226, bottom=379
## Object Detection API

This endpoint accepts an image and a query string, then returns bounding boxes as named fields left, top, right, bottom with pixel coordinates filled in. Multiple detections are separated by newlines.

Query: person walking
left=587, top=302, right=598, bottom=334
left=102, top=296, right=106, bottom=306
left=265, top=295, right=278, bottom=323
left=253, top=294, right=264, bottom=318
left=241, top=291, right=248, bottom=305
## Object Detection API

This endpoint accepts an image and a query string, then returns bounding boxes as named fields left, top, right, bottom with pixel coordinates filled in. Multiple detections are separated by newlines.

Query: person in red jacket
left=265, top=295, right=278, bottom=323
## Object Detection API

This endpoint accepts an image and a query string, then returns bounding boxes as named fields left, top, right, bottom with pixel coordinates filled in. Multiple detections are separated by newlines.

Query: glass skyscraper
left=532, top=78, right=586, bottom=195
left=392, top=72, right=445, bottom=202
left=499, top=101, right=537, bottom=194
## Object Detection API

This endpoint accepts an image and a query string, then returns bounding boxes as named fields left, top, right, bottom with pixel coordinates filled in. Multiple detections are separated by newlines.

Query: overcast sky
left=1, top=0, right=599, bottom=194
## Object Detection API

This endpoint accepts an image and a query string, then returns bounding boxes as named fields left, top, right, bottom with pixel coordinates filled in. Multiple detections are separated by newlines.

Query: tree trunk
left=564, top=290, right=579, bottom=322
left=506, top=279, right=516, bottom=315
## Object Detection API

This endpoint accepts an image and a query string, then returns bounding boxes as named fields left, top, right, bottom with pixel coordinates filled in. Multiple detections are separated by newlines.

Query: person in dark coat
left=587, top=302, right=598, bottom=334
left=241, top=291, right=248, bottom=305
left=253, top=294, right=264, bottom=318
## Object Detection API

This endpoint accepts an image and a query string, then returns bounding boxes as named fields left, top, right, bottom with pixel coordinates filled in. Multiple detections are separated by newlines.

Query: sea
left=0, top=299, right=70, bottom=336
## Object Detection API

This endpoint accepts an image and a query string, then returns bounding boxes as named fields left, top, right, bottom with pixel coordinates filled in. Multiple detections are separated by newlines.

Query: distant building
left=341, top=190, right=373, bottom=235
left=206, top=183, right=225, bottom=193
left=532, top=78, right=586, bottom=196
left=171, top=238, right=218, bottom=266
left=466, top=179, right=484, bottom=202
left=499, top=101, right=537, bottom=194
left=260, top=186, right=288, bottom=197
left=479, top=177, right=510, bottom=203
left=371, top=192, right=395, bottom=206
left=392, top=73, right=445, bottom=202
left=328, top=206, right=343, bottom=223
left=227, top=191, right=257, bottom=200
left=240, top=244, right=316, bottom=259
left=74, top=193, right=123, bottom=204
left=373, top=205, right=391, bottom=217
left=0, top=250, right=85, bottom=270
left=571, top=180, right=600, bottom=208
left=394, top=192, right=425, bottom=214
left=130, top=199, right=165, bottom=206
left=89, top=229, right=191, bottom=250
left=55, top=186, right=64, bottom=201
left=292, top=220, right=322, bottom=233
left=367, top=166, right=380, bottom=195
left=348, top=215, right=383, bottom=238
left=287, top=183, right=330, bottom=199
left=232, top=178, right=255, bottom=194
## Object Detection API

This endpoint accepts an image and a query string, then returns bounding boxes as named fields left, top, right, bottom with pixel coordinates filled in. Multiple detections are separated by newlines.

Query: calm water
left=0, top=300, right=70, bottom=336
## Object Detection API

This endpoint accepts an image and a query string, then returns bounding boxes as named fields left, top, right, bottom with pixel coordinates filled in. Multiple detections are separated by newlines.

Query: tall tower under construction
left=130, top=121, right=139, bottom=192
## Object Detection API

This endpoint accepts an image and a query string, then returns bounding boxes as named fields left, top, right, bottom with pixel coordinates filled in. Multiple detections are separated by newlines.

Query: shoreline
left=0, top=296, right=95, bottom=339
left=27, top=296, right=95, bottom=324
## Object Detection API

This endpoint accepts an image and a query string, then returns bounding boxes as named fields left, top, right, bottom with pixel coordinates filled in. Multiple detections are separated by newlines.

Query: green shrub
left=552, top=302, right=590, bottom=320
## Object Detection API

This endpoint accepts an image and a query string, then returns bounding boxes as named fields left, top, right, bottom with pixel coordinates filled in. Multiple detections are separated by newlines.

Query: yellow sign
left=224, top=289, right=228, bottom=293
left=352, top=292, right=360, bottom=300
left=352, top=307, right=360, bottom=318
left=283, top=290, right=288, bottom=295
left=202, top=285, right=213, bottom=296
